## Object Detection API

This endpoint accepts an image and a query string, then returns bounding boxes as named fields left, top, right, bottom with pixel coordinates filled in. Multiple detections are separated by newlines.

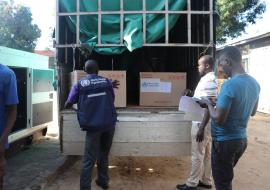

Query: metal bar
left=27, top=69, right=32, bottom=129
left=8, top=123, right=49, bottom=144
left=55, top=43, right=212, bottom=48
left=55, top=44, right=124, bottom=48
left=196, top=13, right=200, bottom=44
left=165, top=0, right=169, bottom=43
left=120, top=0, right=124, bottom=44
left=59, top=115, right=63, bottom=152
left=65, top=27, right=68, bottom=64
left=203, top=15, right=206, bottom=44
left=58, top=10, right=211, bottom=16
left=187, top=0, right=191, bottom=44
left=56, top=44, right=81, bottom=48
left=96, top=43, right=124, bottom=46
left=209, top=0, right=214, bottom=43
left=98, top=0, right=102, bottom=44
left=72, top=47, right=76, bottom=71
left=55, top=0, right=215, bottom=49
left=143, top=0, right=146, bottom=43
left=143, top=43, right=212, bottom=47
left=76, top=0, right=80, bottom=44
left=55, top=0, right=59, bottom=64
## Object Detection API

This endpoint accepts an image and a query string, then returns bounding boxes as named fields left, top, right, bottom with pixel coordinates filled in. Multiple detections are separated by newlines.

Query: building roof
left=218, top=32, right=270, bottom=50
left=35, top=50, right=55, bottom=57
left=0, top=46, right=49, bottom=69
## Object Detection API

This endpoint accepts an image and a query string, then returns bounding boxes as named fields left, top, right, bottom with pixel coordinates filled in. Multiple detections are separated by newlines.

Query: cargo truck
left=56, top=0, right=216, bottom=156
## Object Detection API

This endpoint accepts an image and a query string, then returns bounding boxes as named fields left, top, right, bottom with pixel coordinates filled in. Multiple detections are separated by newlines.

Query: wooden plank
left=8, top=123, right=50, bottom=143
left=63, top=112, right=187, bottom=122
left=63, top=120, right=191, bottom=143
left=63, top=121, right=84, bottom=142
left=61, top=108, right=184, bottom=114
left=63, top=142, right=191, bottom=156
left=61, top=111, right=192, bottom=156
left=113, top=123, right=191, bottom=142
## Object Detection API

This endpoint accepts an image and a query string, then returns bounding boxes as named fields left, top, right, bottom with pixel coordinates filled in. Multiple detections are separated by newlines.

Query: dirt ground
left=45, top=113, right=270, bottom=190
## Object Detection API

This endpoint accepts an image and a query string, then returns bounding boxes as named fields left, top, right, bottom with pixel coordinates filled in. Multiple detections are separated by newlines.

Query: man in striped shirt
left=177, top=55, right=218, bottom=190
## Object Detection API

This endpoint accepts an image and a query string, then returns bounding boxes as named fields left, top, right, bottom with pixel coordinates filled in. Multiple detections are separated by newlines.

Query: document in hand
left=178, top=96, right=205, bottom=121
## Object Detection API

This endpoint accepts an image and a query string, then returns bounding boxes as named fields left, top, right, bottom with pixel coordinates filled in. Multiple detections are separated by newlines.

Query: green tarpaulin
left=59, top=0, right=186, bottom=55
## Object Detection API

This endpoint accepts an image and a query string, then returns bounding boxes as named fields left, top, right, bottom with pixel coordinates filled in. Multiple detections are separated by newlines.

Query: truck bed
left=61, top=108, right=191, bottom=156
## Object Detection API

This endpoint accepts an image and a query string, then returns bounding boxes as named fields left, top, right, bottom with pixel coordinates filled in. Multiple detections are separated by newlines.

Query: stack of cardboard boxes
left=69, top=70, right=127, bottom=107
left=69, top=70, right=186, bottom=107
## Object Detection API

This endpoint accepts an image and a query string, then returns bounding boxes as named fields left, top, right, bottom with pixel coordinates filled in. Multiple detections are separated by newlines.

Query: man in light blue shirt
left=0, top=63, right=18, bottom=189
left=199, top=46, right=260, bottom=190
left=211, top=75, right=260, bottom=141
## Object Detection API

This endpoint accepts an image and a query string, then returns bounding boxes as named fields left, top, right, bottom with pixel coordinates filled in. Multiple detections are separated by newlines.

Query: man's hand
left=197, top=97, right=215, bottom=108
left=196, top=127, right=205, bottom=142
left=64, top=101, right=73, bottom=109
left=182, top=89, right=192, bottom=96
left=196, top=99, right=209, bottom=108
left=112, top=80, right=120, bottom=89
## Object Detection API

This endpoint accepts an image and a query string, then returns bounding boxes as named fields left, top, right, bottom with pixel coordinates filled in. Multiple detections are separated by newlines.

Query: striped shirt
left=193, top=71, right=218, bottom=124
left=193, top=72, right=218, bottom=99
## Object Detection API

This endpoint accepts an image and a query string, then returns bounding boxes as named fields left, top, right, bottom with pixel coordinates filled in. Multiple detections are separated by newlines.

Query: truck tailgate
left=61, top=108, right=191, bottom=156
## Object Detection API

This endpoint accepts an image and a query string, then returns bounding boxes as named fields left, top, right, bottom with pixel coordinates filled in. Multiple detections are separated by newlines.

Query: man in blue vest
left=199, top=46, right=260, bottom=190
left=65, top=59, right=117, bottom=190
left=0, top=63, right=18, bottom=189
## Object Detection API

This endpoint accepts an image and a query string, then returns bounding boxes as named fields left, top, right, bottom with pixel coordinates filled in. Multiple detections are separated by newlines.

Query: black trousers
left=211, top=138, right=247, bottom=190
left=80, top=128, right=115, bottom=190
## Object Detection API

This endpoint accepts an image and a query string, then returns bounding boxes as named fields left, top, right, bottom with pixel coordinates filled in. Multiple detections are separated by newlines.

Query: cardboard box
left=140, top=72, right=186, bottom=107
left=69, top=70, right=126, bottom=107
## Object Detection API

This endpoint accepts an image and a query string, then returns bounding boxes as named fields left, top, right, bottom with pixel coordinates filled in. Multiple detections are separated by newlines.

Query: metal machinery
left=0, top=46, right=55, bottom=143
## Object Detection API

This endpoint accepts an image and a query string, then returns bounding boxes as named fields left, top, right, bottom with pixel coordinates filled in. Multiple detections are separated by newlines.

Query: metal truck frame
left=56, top=0, right=216, bottom=156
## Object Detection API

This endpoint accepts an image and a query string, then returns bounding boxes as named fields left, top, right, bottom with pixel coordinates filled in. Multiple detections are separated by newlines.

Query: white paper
left=141, top=78, right=161, bottom=92
left=160, top=82, right=172, bottom=93
left=178, top=96, right=205, bottom=121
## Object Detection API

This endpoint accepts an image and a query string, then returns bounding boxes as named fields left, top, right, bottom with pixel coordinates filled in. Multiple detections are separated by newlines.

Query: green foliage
left=216, top=0, right=266, bottom=44
left=0, top=2, right=41, bottom=52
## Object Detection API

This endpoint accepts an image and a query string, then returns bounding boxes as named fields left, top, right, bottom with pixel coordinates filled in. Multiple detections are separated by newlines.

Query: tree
left=0, top=1, right=41, bottom=52
left=216, top=0, right=266, bottom=44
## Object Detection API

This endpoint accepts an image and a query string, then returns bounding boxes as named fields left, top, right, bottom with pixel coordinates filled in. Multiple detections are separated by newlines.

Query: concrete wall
left=247, top=46, right=270, bottom=114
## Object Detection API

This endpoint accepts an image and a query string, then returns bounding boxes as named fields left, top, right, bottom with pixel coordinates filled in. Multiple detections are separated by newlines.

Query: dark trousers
left=80, top=127, right=115, bottom=190
left=211, top=138, right=247, bottom=190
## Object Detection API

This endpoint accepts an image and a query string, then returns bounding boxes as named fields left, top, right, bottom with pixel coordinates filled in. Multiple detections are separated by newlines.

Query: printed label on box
left=141, top=78, right=161, bottom=92
left=160, top=82, right=172, bottom=93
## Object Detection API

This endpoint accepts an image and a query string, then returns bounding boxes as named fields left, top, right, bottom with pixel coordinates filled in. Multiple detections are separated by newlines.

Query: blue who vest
left=77, top=75, right=117, bottom=132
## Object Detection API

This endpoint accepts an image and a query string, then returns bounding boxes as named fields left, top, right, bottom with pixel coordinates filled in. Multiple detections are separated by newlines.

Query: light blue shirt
left=211, top=74, right=260, bottom=141
left=0, top=64, right=19, bottom=136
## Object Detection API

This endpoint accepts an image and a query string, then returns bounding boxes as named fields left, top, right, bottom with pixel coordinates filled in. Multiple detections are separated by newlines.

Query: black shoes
left=198, top=181, right=212, bottom=189
left=176, top=184, right=197, bottom=190
left=176, top=181, right=212, bottom=190
left=95, top=179, right=109, bottom=189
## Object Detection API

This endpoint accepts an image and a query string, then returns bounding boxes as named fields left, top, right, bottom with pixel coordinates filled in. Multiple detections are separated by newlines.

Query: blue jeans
left=80, top=127, right=115, bottom=190
left=211, top=138, right=247, bottom=190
